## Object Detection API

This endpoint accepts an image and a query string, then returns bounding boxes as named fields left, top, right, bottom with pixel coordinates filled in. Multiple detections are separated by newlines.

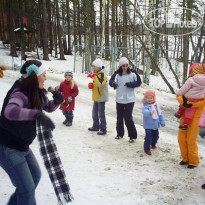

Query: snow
left=1, top=45, right=205, bottom=205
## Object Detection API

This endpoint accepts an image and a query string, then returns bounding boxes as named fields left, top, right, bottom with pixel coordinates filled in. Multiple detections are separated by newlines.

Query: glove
left=182, top=95, right=192, bottom=108
left=53, top=90, right=64, bottom=105
left=68, top=96, right=73, bottom=102
left=0, top=66, right=6, bottom=78
left=88, top=82, right=94, bottom=89
left=87, top=73, right=97, bottom=78
left=34, top=111, right=55, bottom=131
left=112, top=82, right=118, bottom=90
left=125, top=82, right=132, bottom=87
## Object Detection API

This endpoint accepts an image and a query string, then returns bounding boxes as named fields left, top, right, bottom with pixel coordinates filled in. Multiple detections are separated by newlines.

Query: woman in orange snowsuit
left=177, top=95, right=205, bottom=168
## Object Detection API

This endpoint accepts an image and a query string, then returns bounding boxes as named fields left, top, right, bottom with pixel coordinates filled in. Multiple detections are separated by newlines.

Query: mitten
left=34, top=111, right=55, bottom=131
left=125, top=82, right=132, bottom=87
left=88, top=83, right=94, bottom=89
left=53, top=90, right=64, bottom=105
left=112, top=82, right=118, bottom=90
left=68, top=96, right=73, bottom=102
left=87, top=73, right=97, bottom=78
left=182, top=96, right=192, bottom=108
left=183, top=102, right=193, bottom=108
left=0, top=69, right=3, bottom=78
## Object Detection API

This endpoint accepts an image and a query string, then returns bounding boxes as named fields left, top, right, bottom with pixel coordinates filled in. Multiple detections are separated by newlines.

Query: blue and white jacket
left=142, top=102, right=166, bottom=130
left=109, top=69, right=141, bottom=104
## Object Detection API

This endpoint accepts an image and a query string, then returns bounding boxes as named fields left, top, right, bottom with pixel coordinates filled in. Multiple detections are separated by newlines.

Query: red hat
left=144, top=89, right=156, bottom=103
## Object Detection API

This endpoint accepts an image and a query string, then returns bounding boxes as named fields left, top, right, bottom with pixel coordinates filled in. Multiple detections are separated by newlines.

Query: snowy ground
left=1, top=46, right=205, bottom=205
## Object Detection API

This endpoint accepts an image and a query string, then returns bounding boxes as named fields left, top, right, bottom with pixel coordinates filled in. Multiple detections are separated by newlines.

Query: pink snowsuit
left=177, top=74, right=205, bottom=122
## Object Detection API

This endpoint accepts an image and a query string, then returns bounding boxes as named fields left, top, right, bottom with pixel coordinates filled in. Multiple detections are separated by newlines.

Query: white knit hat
left=118, top=57, right=129, bottom=68
left=92, top=59, right=103, bottom=68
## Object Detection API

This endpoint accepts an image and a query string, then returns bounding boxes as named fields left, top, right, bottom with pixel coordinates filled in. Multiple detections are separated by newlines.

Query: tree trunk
left=104, top=0, right=110, bottom=60
left=19, top=0, right=26, bottom=60
left=42, top=0, right=49, bottom=60
left=55, top=0, right=65, bottom=60
left=46, top=0, right=53, bottom=55
left=62, top=2, right=68, bottom=55
left=66, top=0, right=72, bottom=55
left=6, top=0, right=16, bottom=56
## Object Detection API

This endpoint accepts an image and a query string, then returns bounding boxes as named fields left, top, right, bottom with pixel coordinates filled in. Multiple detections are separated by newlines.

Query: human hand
left=68, top=96, right=73, bottom=102
left=88, top=83, right=93, bottom=89
left=87, top=73, right=97, bottom=78
left=34, top=111, right=55, bottom=131
left=125, top=82, right=132, bottom=87
left=112, top=82, right=118, bottom=90
left=182, top=96, right=192, bottom=108
left=53, top=90, right=64, bottom=105
left=0, top=66, right=6, bottom=78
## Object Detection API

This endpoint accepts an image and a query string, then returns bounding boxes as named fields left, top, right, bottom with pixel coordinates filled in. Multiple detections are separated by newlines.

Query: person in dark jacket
left=109, top=57, right=142, bottom=143
left=59, top=71, right=79, bottom=126
left=0, top=60, right=64, bottom=205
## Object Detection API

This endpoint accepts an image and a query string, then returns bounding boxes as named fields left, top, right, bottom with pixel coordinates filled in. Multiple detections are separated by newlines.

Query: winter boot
left=62, top=111, right=69, bottom=125
left=145, top=151, right=152, bottom=155
left=174, top=112, right=182, bottom=119
left=88, top=127, right=99, bottom=131
left=179, top=118, right=191, bottom=130
left=97, top=130, right=107, bottom=135
left=115, top=135, right=123, bottom=139
left=66, top=112, right=73, bottom=127
left=63, top=118, right=68, bottom=125
left=179, top=161, right=188, bottom=165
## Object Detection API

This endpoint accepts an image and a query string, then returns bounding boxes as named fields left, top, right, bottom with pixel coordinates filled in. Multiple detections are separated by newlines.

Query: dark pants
left=0, top=145, right=41, bottom=205
left=144, top=129, right=159, bottom=152
left=116, top=102, right=137, bottom=140
left=92, top=101, right=106, bottom=132
left=62, top=110, right=73, bottom=123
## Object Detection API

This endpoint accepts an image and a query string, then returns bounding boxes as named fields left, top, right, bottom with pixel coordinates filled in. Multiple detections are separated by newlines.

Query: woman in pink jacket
left=175, top=63, right=205, bottom=130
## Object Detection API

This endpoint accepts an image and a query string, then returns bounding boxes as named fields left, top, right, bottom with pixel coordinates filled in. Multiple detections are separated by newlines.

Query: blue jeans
left=0, top=144, right=41, bottom=205
left=92, top=101, right=106, bottom=132
left=144, top=129, right=159, bottom=152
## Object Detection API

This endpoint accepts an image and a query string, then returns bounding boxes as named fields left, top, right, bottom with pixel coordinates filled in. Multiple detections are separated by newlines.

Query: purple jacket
left=177, top=74, right=205, bottom=99
left=0, top=88, right=58, bottom=151
left=4, top=90, right=58, bottom=121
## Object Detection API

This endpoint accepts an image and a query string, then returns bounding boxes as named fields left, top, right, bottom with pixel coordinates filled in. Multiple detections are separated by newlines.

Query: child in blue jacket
left=142, top=89, right=165, bottom=155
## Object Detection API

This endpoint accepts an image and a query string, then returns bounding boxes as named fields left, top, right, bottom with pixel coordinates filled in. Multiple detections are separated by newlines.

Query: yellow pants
left=177, top=95, right=205, bottom=166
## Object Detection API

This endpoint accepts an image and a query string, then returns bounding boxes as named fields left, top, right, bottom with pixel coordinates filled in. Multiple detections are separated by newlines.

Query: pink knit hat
left=144, top=89, right=156, bottom=103
left=189, top=63, right=199, bottom=73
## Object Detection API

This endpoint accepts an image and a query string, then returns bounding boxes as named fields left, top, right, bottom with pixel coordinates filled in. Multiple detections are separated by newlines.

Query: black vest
left=0, top=79, right=37, bottom=151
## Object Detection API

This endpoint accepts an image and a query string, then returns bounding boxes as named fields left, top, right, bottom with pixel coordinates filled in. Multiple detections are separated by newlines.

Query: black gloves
left=53, top=90, right=64, bottom=105
left=112, top=82, right=118, bottom=90
left=34, top=111, right=55, bottom=131
left=182, top=95, right=193, bottom=108
left=125, top=82, right=132, bottom=87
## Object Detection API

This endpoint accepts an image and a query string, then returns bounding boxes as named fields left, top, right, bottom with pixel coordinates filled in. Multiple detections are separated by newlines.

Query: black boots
left=62, top=111, right=73, bottom=127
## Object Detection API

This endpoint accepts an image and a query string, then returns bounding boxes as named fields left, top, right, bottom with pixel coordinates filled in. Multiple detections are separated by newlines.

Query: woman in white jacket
left=109, top=57, right=142, bottom=143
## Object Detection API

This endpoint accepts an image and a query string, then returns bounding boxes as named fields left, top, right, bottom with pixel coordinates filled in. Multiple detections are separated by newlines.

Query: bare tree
left=42, top=0, right=49, bottom=60
left=55, top=0, right=65, bottom=60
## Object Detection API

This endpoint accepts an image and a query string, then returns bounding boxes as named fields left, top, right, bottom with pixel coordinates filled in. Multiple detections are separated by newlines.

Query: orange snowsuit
left=177, top=95, right=205, bottom=166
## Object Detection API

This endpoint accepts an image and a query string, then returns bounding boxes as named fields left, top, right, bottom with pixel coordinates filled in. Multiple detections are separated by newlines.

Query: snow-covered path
left=1, top=72, right=205, bottom=205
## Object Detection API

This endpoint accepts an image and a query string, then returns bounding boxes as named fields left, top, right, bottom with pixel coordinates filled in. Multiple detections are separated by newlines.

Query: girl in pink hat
left=142, top=89, right=165, bottom=155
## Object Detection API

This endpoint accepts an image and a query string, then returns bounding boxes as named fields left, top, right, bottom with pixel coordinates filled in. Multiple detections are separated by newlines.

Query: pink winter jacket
left=177, top=74, right=205, bottom=99
left=199, top=111, right=205, bottom=127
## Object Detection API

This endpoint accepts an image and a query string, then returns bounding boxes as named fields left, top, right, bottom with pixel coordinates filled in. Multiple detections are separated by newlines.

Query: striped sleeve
left=4, top=91, right=38, bottom=121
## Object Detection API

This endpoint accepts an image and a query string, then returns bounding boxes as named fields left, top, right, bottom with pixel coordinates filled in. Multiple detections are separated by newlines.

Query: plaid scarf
left=36, top=121, right=74, bottom=204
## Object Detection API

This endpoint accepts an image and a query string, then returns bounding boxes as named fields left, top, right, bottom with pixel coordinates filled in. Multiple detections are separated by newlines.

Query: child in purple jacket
left=175, top=63, right=205, bottom=130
